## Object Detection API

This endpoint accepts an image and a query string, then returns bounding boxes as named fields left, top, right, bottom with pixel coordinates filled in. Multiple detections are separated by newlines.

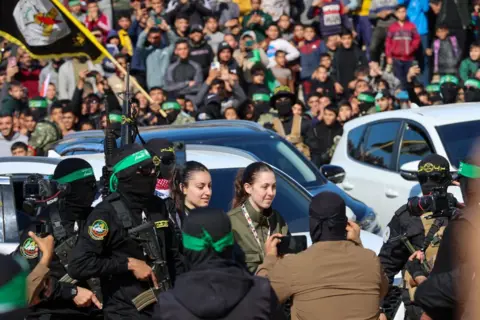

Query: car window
left=362, top=121, right=401, bottom=170
left=209, top=168, right=309, bottom=233
left=398, top=123, right=433, bottom=170
left=347, top=125, right=367, bottom=161
left=228, top=139, right=321, bottom=187
left=437, top=120, right=480, bottom=168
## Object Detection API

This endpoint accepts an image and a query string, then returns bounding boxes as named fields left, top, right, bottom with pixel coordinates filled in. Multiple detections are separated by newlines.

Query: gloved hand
left=406, top=258, right=428, bottom=280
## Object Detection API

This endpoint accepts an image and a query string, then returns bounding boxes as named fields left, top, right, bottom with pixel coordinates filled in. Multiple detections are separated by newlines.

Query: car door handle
left=385, top=189, right=399, bottom=198
left=343, top=182, right=354, bottom=191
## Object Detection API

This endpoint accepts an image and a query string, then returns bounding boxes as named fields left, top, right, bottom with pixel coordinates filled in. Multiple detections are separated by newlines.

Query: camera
left=407, top=187, right=457, bottom=218
left=22, top=174, right=67, bottom=215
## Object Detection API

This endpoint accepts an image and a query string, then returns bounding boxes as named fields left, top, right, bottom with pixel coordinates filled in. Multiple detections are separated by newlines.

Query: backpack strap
left=450, top=36, right=459, bottom=58
left=291, top=115, right=302, bottom=137
left=106, top=193, right=133, bottom=229
left=272, top=118, right=286, bottom=137
left=433, top=39, right=440, bottom=73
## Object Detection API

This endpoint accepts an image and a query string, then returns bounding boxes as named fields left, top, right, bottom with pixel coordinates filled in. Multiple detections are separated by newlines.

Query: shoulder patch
left=20, top=237, right=38, bottom=259
left=155, top=220, right=169, bottom=229
left=88, top=220, right=109, bottom=240
left=383, top=227, right=391, bottom=243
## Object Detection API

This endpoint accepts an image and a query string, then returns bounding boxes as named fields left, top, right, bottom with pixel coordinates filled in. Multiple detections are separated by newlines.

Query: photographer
left=13, top=158, right=102, bottom=319
left=412, top=157, right=480, bottom=320
left=256, top=192, right=388, bottom=320
left=379, top=154, right=459, bottom=320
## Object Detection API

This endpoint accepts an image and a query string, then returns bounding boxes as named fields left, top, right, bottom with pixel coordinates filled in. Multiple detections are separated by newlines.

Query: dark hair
left=79, top=119, right=95, bottom=130
left=149, top=86, right=164, bottom=93
left=148, top=27, right=162, bottom=36
left=470, top=41, right=480, bottom=49
left=175, top=38, right=189, bottom=48
left=8, top=80, right=22, bottom=89
left=232, top=162, right=274, bottom=209
left=205, top=15, right=218, bottom=22
left=303, top=24, right=315, bottom=30
left=114, top=53, right=129, bottom=62
left=375, top=78, right=390, bottom=89
left=320, top=53, right=331, bottom=59
left=62, top=105, right=76, bottom=115
left=118, top=13, right=131, bottom=20
left=275, top=50, right=286, bottom=57
left=11, top=141, right=27, bottom=152
left=340, top=29, right=353, bottom=37
left=338, top=100, right=352, bottom=109
left=437, top=23, right=448, bottom=30
left=170, top=161, right=210, bottom=214
left=50, top=103, right=63, bottom=114
left=396, top=4, right=407, bottom=10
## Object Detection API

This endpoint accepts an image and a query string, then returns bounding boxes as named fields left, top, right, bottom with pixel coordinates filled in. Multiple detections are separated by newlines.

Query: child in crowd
left=299, top=25, right=322, bottom=98
left=431, top=24, right=460, bottom=76
left=460, top=42, right=480, bottom=81
left=271, top=51, right=294, bottom=92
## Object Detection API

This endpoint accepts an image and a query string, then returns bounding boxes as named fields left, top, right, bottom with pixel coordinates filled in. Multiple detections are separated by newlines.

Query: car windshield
left=209, top=168, right=310, bottom=233
left=436, top=120, right=480, bottom=168
left=227, top=139, right=322, bottom=187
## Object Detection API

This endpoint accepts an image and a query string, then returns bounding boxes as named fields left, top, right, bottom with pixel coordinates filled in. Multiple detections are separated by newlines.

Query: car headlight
left=358, top=210, right=381, bottom=235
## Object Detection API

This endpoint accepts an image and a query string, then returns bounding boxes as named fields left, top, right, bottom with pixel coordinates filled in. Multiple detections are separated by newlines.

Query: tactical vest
left=272, top=115, right=311, bottom=159
left=404, top=213, right=446, bottom=300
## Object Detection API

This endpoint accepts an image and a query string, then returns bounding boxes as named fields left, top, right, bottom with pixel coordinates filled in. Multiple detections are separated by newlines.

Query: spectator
left=38, top=59, right=64, bottom=95
left=350, top=0, right=373, bottom=60
left=224, top=33, right=240, bottom=52
left=263, top=24, right=300, bottom=67
left=357, top=91, right=376, bottom=115
left=242, top=0, right=273, bottom=43
left=44, top=83, right=57, bottom=106
left=277, top=14, right=294, bottom=41
left=15, top=52, right=41, bottom=98
left=398, top=0, right=430, bottom=85
left=337, top=100, right=352, bottom=125
left=234, top=32, right=269, bottom=84
left=165, top=39, right=204, bottom=98
left=223, top=105, right=240, bottom=120
left=155, top=208, right=280, bottom=320
left=307, top=0, right=352, bottom=38
left=332, top=30, right=368, bottom=92
left=116, top=14, right=134, bottom=56
left=431, top=24, right=460, bottom=76
left=0, top=113, right=28, bottom=157
left=57, top=57, right=103, bottom=100
left=107, top=54, right=138, bottom=103
left=369, top=0, right=398, bottom=63
left=460, top=42, right=480, bottom=82
left=270, top=51, right=294, bottom=92
left=11, top=141, right=28, bottom=156
left=84, top=0, right=111, bottom=41
left=306, top=104, right=343, bottom=167
left=149, top=0, right=167, bottom=27
left=22, top=109, right=37, bottom=137
left=165, top=0, right=212, bottom=27
left=204, top=17, right=225, bottom=55
left=311, top=65, right=336, bottom=101
left=435, top=0, right=471, bottom=55
left=69, top=0, right=86, bottom=21
left=369, top=89, right=393, bottom=114
left=173, top=14, right=190, bottom=38
left=292, top=24, right=305, bottom=47
left=79, top=120, right=95, bottom=131
left=1, top=80, right=25, bottom=114
left=212, top=0, right=240, bottom=27
left=49, top=102, right=64, bottom=130
left=137, top=19, right=178, bottom=90
left=299, top=25, right=322, bottom=97
left=305, top=92, right=321, bottom=121
left=62, top=106, right=78, bottom=136
left=322, top=34, right=339, bottom=59
left=189, top=24, right=215, bottom=79
left=248, top=65, right=270, bottom=97
left=257, top=192, right=388, bottom=320
left=385, top=5, right=421, bottom=87
left=262, top=0, right=289, bottom=22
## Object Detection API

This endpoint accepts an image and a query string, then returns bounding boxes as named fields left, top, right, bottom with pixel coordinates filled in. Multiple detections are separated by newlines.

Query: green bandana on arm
left=458, top=162, right=480, bottom=178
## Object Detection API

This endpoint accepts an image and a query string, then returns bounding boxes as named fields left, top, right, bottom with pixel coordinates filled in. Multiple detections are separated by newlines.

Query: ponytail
left=231, top=162, right=274, bottom=209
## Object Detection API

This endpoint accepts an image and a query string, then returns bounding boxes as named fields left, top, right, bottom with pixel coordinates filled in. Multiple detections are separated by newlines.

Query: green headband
left=252, top=93, right=270, bottom=102
left=0, top=257, right=28, bottom=313
left=440, top=75, right=459, bottom=86
left=458, top=162, right=480, bottom=178
left=426, top=84, right=440, bottom=93
left=109, top=149, right=152, bottom=192
left=182, top=228, right=234, bottom=253
left=109, top=114, right=123, bottom=123
left=56, top=168, right=94, bottom=184
left=358, top=93, right=375, bottom=103
left=29, top=100, right=48, bottom=108
left=162, top=102, right=181, bottom=111
left=464, top=79, right=480, bottom=89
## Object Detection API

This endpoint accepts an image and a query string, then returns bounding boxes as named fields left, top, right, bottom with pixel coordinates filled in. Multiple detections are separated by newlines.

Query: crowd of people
left=1, top=0, right=480, bottom=164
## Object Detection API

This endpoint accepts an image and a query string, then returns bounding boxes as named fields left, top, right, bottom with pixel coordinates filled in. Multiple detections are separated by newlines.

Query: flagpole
left=50, top=0, right=167, bottom=118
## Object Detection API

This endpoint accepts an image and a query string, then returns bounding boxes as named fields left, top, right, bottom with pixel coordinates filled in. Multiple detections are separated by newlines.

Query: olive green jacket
left=228, top=200, right=288, bottom=273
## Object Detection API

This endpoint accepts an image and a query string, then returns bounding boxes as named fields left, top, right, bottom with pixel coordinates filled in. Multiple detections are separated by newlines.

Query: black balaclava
left=145, top=138, right=176, bottom=180
left=458, top=157, right=480, bottom=205
left=0, top=254, right=29, bottom=320
left=309, top=192, right=348, bottom=243
left=274, top=98, right=293, bottom=118
left=271, top=86, right=295, bottom=118
left=439, top=75, right=460, bottom=104
left=111, top=144, right=156, bottom=206
left=417, top=154, right=451, bottom=195
left=53, top=158, right=97, bottom=221
left=182, top=208, right=234, bottom=267
left=464, top=79, right=480, bottom=102
left=357, top=92, right=375, bottom=116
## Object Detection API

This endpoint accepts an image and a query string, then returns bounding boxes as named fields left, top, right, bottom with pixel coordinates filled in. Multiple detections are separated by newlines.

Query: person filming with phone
left=256, top=191, right=389, bottom=320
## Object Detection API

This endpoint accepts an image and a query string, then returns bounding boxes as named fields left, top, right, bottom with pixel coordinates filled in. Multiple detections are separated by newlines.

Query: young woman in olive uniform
left=228, top=162, right=289, bottom=273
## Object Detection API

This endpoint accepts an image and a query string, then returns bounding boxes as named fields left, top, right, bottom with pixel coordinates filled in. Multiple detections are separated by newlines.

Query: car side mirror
left=400, top=160, right=420, bottom=181
left=320, top=165, right=346, bottom=184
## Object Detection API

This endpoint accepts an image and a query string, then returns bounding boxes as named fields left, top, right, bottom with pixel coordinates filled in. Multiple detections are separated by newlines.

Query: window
left=437, top=120, right=480, bottom=168
left=362, top=121, right=401, bottom=170
left=398, top=123, right=433, bottom=170
left=347, top=125, right=367, bottom=161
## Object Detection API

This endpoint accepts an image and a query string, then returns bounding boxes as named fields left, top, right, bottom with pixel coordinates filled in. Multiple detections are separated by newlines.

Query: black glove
left=406, top=259, right=428, bottom=279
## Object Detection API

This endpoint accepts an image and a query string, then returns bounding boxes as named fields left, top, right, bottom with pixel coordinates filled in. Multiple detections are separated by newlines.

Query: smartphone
left=412, top=60, right=419, bottom=67
left=277, top=235, right=307, bottom=255
left=245, top=40, right=254, bottom=47
left=211, top=61, right=220, bottom=70
left=8, top=56, right=17, bottom=68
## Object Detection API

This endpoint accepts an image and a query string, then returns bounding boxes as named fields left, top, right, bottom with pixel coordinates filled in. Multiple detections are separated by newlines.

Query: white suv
left=331, top=103, right=480, bottom=230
